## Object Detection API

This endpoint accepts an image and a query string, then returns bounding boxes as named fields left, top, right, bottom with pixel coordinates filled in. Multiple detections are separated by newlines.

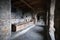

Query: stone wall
left=55, top=0, right=60, bottom=40
left=0, top=0, right=11, bottom=40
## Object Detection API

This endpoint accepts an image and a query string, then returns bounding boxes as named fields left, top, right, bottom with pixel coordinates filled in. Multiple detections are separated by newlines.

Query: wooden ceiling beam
left=20, top=0, right=35, bottom=11
left=30, top=0, right=40, bottom=5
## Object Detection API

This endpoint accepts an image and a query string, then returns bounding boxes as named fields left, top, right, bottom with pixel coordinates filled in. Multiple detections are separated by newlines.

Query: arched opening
left=37, top=12, right=46, bottom=23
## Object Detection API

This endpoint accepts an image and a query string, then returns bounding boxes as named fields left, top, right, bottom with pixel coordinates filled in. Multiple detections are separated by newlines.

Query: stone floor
left=11, top=20, right=45, bottom=40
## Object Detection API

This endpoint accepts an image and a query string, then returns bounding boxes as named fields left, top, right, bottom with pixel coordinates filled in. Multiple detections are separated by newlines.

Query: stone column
left=49, top=0, right=56, bottom=40
left=34, top=14, right=37, bottom=24
left=0, top=0, right=11, bottom=40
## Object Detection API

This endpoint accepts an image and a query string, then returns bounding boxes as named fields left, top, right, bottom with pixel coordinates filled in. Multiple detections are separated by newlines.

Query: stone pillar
left=34, top=14, right=37, bottom=24
left=0, top=0, right=11, bottom=40
left=49, top=0, right=56, bottom=40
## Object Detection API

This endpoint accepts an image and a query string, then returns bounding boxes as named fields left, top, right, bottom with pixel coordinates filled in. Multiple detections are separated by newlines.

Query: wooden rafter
left=20, top=0, right=35, bottom=11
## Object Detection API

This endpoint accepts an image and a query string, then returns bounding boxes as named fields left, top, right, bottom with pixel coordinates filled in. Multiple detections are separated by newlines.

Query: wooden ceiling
left=11, top=0, right=49, bottom=11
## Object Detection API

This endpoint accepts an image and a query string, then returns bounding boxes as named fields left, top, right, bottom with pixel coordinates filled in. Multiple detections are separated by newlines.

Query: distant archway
left=37, top=12, right=46, bottom=22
